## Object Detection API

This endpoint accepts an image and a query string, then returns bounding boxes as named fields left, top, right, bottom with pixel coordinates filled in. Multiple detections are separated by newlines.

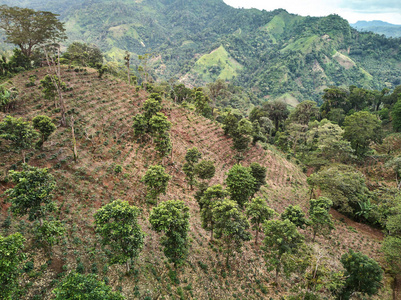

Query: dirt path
left=330, top=209, right=384, bottom=241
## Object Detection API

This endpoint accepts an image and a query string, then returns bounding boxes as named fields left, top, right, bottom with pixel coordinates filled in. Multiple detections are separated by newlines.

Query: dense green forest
left=1, top=2, right=401, bottom=300
left=0, top=0, right=400, bottom=104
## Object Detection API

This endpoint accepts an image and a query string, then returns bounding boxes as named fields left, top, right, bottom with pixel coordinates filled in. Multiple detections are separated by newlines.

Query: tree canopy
left=0, top=5, right=66, bottom=58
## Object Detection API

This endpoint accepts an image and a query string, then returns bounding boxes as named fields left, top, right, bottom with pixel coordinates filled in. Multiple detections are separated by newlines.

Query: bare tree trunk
left=43, top=45, right=67, bottom=127
left=71, top=115, right=78, bottom=161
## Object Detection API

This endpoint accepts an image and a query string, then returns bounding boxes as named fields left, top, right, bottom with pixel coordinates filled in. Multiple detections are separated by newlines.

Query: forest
left=0, top=2, right=401, bottom=300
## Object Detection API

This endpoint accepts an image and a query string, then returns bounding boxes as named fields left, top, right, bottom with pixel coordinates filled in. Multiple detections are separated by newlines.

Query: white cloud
left=223, top=0, right=401, bottom=24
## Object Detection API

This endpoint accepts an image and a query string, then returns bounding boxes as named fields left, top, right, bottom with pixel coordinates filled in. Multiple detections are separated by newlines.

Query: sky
left=223, top=0, right=401, bottom=25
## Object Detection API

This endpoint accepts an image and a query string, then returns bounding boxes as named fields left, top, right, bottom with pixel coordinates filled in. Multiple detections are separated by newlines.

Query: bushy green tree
left=339, top=250, right=383, bottom=299
left=263, top=100, right=290, bottom=132
left=288, top=100, right=319, bottom=125
left=309, top=197, right=334, bottom=242
left=249, top=162, right=266, bottom=196
left=213, top=199, right=251, bottom=267
left=382, top=236, right=401, bottom=299
left=281, top=205, right=308, bottom=229
left=194, top=160, right=215, bottom=181
left=343, top=111, right=382, bottom=156
left=199, top=184, right=227, bottom=240
left=32, top=115, right=56, bottom=148
left=245, top=197, right=275, bottom=245
left=142, top=165, right=171, bottom=204
left=6, top=164, right=56, bottom=224
left=149, top=200, right=190, bottom=267
left=262, top=219, right=305, bottom=284
left=40, top=74, right=66, bottom=107
left=226, top=164, right=256, bottom=208
left=94, top=200, right=144, bottom=272
left=182, top=147, right=202, bottom=189
left=63, top=42, right=103, bottom=67
left=33, top=219, right=65, bottom=248
left=0, top=115, right=39, bottom=162
left=0, top=232, right=26, bottom=300
left=53, top=273, right=124, bottom=300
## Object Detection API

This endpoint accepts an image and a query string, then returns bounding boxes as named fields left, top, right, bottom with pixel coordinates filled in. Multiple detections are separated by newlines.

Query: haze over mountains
left=0, top=0, right=400, bottom=105
left=351, top=21, right=401, bottom=38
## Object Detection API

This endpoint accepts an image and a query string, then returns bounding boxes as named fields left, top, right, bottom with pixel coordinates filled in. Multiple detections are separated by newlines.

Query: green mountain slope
left=351, top=20, right=401, bottom=38
left=0, top=0, right=400, bottom=104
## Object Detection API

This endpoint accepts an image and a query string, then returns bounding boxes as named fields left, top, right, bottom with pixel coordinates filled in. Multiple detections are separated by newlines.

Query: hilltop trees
left=149, top=200, right=190, bottom=267
left=94, top=200, right=144, bottom=273
left=0, top=5, right=66, bottom=58
left=32, top=115, right=56, bottom=148
left=62, top=42, right=103, bottom=67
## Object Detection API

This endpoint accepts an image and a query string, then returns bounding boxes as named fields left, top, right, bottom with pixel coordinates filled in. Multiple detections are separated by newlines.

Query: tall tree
left=149, top=200, right=190, bottom=267
left=212, top=199, right=251, bottom=267
left=183, top=147, right=202, bottom=190
left=245, top=197, right=275, bottom=245
left=142, top=165, right=171, bottom=204
left=263, top=100, right=290, bottom=132
left=249, top=162, right=267, bottom=196
left=226, top=164, right=256, bottom=208
left=0, top=115, right=38, bottom=162
left=343, top=111, right=382, bottom=157
left=0, top=5, right=66, bottom=58
left=198, top=184, right=227, bottom=240
left=262, top=219, right=305, bottom=284
left=309, top=197, right=334, bottom=242
left=94, top=200, right=144, bottom=273
left=280, top=205, right=308, bottom=229
left=5, top=164, right=56, bottom=225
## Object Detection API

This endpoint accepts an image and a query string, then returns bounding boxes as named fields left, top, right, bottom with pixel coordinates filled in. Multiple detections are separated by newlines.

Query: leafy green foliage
left=391, top=98, right=401, bottom=132
left=182, top=147, right=202, bottom=189
left=0, top=232, right=26, bottom=300
left=149, top=200, right=190, bottom=267
left=262, top=219, right=305, bottom=283
left=249, top=162, right=266, bottom=195
left=0, top=5, right=66, bottom=57
left=339, top=249, right=383, bottom=299
left=0, top=115, right=39, bottom=162
left=142, top=165, right=171, bottom=204
left=94, top=200, right=144, bottom=272
left=226, top=164, right=256, bottom=208
left=309, top=197, right=334, bottom=242
left=280, top=205, right=308, bottom=229
left=245, top=197, right=275, bottom=245
left=62, top=42, right=103, bottom=67
left=6, top=164, right=56, bottom=222
left=33, top=219, right=65, bottom=248
left=53, top=272, right=124, bottom=300
left=40, top=74, right=66, bottom=104
left=194, top=160, right=215, bottom=181
left=212, top=198, right=251, bottom=267
left=198, top=184, right=227, bottom=240
left=0, top=85, right=18, bottom=113
left=382, top=236, right=401, bottom=279
left=343, top=111, right=382, bottom=157
left=32, top=115, right=56, bottom=148
left=287, top=100, right=319, bottom=125
left=307, top=165, right=371, bottom=217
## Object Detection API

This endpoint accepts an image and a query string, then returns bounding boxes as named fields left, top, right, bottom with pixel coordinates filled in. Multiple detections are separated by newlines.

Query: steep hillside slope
left=0, top=68, right=390, bottom=299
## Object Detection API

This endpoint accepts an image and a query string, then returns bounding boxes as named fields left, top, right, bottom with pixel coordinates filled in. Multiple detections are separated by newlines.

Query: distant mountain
left=1, top=0, right=401, bottom=105
left=351, top=20, right=401, bottom=38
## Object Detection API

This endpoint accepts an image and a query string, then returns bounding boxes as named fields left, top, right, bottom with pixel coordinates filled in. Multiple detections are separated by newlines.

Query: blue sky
left=223, top=0, right=401, bottom=24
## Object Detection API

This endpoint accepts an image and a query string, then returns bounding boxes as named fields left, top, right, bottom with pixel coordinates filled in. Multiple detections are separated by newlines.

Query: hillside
left=0, top=0, right=400, bottom=105
left=351, top=21, right=401, bottom=38
left=0, top=67, right=391, bottom=299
